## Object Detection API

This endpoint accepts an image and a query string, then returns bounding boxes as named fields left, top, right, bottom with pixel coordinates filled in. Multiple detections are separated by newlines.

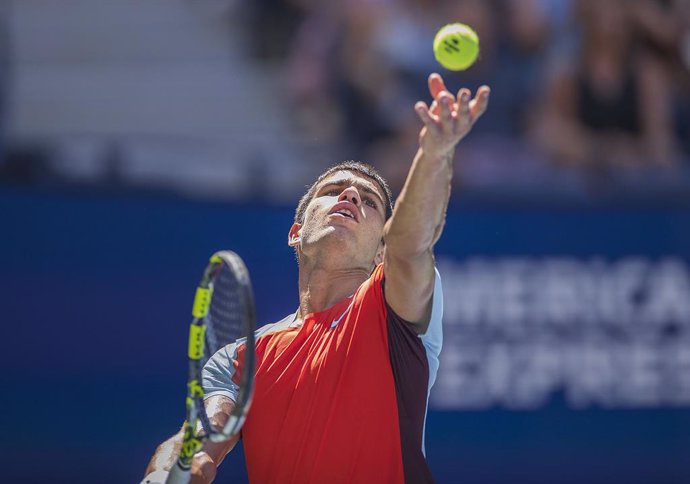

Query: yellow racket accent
left=188, top=324, right=207, bottom=359
left=188, top=379, right=204, bottom=398
left=185, top=379, right=204, bottom=407
left=179, top=422, right=203, bottom=464
left=192, top=287, right=212, bottom=318
left=210, top=254, right=222, bottom=264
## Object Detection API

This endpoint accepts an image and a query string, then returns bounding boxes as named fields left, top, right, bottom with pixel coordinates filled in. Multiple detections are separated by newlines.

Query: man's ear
left=288, top=222, right=302, bottom=248
left=374, top=241, right=385, bottom=266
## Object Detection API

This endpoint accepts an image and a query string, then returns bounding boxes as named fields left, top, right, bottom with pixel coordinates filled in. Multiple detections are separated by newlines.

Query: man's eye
left=325, top=190, right=339, bottom=196
left=364, top=198, right=377, bottom=209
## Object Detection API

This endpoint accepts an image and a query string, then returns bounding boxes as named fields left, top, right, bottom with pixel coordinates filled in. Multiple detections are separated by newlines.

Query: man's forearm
left=143, top=396, right=235, bottom=483
left=144, top=429, right=183, bottom=475
left=385, top=75, right=488, bottom=256
left=384, top=147, right=453, bottom=256
left=143, top=430, right=220, bottom=483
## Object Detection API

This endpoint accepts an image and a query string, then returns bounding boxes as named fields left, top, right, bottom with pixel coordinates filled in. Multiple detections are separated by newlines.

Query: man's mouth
left=334, top=208, right=355, bottom=219
left=329, top=202, right=359, bottom=222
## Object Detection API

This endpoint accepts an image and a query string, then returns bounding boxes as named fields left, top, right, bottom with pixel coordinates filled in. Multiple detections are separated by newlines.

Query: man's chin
left=320, top=225, right=357, bottom=243
left=303, top=227, right=358, bottom=252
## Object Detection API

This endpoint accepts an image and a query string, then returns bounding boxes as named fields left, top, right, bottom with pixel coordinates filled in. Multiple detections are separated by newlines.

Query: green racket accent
left=179, top=423, right=203, bottom=466
left=185, top=380, right=203, bottom=408
left=188, top=379, right=203, bottom=398
left=192, top=287, right=212, bottom=318
left=187, top=324, right=206, bottom=360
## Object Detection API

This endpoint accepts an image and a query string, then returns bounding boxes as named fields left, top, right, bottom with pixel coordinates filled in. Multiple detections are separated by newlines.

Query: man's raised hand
left=414, top=73, right=490, bottom=160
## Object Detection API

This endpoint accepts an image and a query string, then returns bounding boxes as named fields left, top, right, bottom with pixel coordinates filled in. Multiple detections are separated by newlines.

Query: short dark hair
left=294, top=161, right=394, bottom=224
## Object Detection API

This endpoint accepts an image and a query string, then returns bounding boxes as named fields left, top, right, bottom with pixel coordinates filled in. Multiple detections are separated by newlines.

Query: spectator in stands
left=285, top=3, right=345, bottom=145
left=671, top=1, right=690, bottom=159
left=532, top=0, right=680, bottom=180
left=629, top=0, right=690, bottom=161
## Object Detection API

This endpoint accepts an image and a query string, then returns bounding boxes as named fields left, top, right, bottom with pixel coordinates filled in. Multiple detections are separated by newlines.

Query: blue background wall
left=2, top=187, right=690, bottom=483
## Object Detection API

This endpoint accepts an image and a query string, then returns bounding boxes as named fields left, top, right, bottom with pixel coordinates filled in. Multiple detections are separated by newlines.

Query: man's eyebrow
left=320, top=179, right=385, bottom=205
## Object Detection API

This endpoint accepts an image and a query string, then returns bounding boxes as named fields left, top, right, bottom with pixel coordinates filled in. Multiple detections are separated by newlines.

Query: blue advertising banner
left=432, top=210, right=690, bottom=412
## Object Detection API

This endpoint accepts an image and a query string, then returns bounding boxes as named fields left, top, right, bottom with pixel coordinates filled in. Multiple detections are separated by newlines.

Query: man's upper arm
left=383, top=250, right=436, bottom=333
left=202, top=343, right=241, bottom=403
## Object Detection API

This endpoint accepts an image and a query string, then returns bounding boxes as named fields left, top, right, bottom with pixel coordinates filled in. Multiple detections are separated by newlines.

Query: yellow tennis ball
left=433, top=23, right=480, bottom=71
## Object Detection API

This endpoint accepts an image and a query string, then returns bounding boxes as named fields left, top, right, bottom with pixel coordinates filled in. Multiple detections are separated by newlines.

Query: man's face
left=290, top=170, right=387, bottom=268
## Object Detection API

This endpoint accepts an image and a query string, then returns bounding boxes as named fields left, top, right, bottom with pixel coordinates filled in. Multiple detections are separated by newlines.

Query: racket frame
left=166, top=251, right=256, bottom=483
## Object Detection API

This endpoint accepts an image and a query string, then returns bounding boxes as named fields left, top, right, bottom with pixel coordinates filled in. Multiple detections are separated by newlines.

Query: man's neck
left=296, top=262, right=371, bottom=319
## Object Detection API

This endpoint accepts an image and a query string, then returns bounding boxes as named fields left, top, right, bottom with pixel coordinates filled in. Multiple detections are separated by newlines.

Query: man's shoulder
left=350, top=264, right=386, bottom=308
left=255, top=312, right=300, bottom=340
left=356, top=263, right=386, bottom=294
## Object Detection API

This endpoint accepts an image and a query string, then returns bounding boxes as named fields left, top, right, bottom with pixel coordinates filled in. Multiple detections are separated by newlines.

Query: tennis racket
left=166, top=251, right=256, bottom=484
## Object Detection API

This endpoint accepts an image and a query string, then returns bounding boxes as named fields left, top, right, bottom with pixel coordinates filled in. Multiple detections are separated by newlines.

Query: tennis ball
left=433, top=23, right=480, bottom=71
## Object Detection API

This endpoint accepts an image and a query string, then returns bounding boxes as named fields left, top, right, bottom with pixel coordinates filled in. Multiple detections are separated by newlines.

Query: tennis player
left=143, top=73, right=490, bottom=484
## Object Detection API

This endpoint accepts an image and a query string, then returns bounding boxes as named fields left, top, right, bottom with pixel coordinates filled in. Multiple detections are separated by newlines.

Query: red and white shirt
left=203, top=264, right=443, bottom=484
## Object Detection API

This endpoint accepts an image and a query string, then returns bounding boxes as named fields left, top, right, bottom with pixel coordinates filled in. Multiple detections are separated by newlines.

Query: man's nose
left=338, top=186, right=360, bottom=206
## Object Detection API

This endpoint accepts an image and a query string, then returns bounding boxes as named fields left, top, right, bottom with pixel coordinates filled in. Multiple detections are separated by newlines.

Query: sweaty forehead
left=317, top=170, right=385, bottom=200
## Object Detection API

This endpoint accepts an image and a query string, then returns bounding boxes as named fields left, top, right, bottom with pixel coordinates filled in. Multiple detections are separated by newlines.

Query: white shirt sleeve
left=420, top=267, right=444, bottom=389
left=202, top=343, right=241, bottom=403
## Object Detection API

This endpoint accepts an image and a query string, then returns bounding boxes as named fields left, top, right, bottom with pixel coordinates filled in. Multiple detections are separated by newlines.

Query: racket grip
left=165, top=461, right=191, bottom=484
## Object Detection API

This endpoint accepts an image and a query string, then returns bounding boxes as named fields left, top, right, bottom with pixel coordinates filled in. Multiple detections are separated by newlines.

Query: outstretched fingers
left=438, top=93, right=456, bottom=133
left=468, top=85, right=491, bottom=123
left=429, top=73, right=458, bottom=119
left=417, top=78, right=491, bottom=146
left=428, top=73, right=448, bottom=101
left=415, top=101, right=440, bottom=134
left=457, top=88, right=471, bottom=120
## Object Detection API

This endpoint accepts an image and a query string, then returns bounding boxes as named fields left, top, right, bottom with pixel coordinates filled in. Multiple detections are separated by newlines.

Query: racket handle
left=164, top=461, right=191, bottom=484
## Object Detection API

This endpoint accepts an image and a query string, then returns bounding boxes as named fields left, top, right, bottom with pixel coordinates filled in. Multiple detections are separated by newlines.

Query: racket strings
left=204, top=265, right=248, bottom=363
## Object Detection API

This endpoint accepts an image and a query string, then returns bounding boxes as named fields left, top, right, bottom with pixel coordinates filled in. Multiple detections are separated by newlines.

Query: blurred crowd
left=246, top=0, right=690, bottom=196
left=1, top=0, right=690, bottom=201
